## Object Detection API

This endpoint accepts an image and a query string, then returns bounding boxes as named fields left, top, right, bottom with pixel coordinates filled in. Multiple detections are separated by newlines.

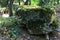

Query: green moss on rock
left=16, top=6, right=59, bottom=35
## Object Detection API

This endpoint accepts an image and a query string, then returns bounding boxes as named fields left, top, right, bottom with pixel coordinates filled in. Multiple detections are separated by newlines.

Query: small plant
left=0, top=16, right=20, bottom=40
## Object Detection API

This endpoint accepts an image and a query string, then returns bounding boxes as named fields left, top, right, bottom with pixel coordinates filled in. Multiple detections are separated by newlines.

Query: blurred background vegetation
left=0, top=0, right=60, bottom=16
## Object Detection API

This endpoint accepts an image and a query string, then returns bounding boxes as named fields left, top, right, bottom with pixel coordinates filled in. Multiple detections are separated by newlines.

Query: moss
left=20, top=6, right=56, bottom=23
left=16, top=5, right=59, bottom=35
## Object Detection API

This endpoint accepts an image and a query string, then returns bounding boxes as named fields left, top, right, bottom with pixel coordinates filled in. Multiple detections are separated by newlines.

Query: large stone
left=16, top=5, right=58, bottom=35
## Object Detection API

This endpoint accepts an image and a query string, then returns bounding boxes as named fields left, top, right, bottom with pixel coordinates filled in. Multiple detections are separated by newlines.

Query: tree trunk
left=57, top=0, right=59, bottom=4
left=19, top=1, right=20, bottom=5
left=24, top=0, right=31, bottom=5
left=8, top=0, right=14, bottom=16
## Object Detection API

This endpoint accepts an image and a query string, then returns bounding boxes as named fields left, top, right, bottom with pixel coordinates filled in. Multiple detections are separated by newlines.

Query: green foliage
left=31, top=0, right=39, bottom=5
left=0, top=29, right=3, bottom=33
left=31, top=0, right=60, bottom=5
left=49, top=18, right=59, bottom=30
left=0, top=0, right=8, bottom=7
left=0, top=16, right=20, bottom=40
left=0, top=17, right=17, bottom=27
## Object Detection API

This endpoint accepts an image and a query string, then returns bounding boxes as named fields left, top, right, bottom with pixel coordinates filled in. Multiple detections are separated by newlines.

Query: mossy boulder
left=16, top=6, right=59, bottom=35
